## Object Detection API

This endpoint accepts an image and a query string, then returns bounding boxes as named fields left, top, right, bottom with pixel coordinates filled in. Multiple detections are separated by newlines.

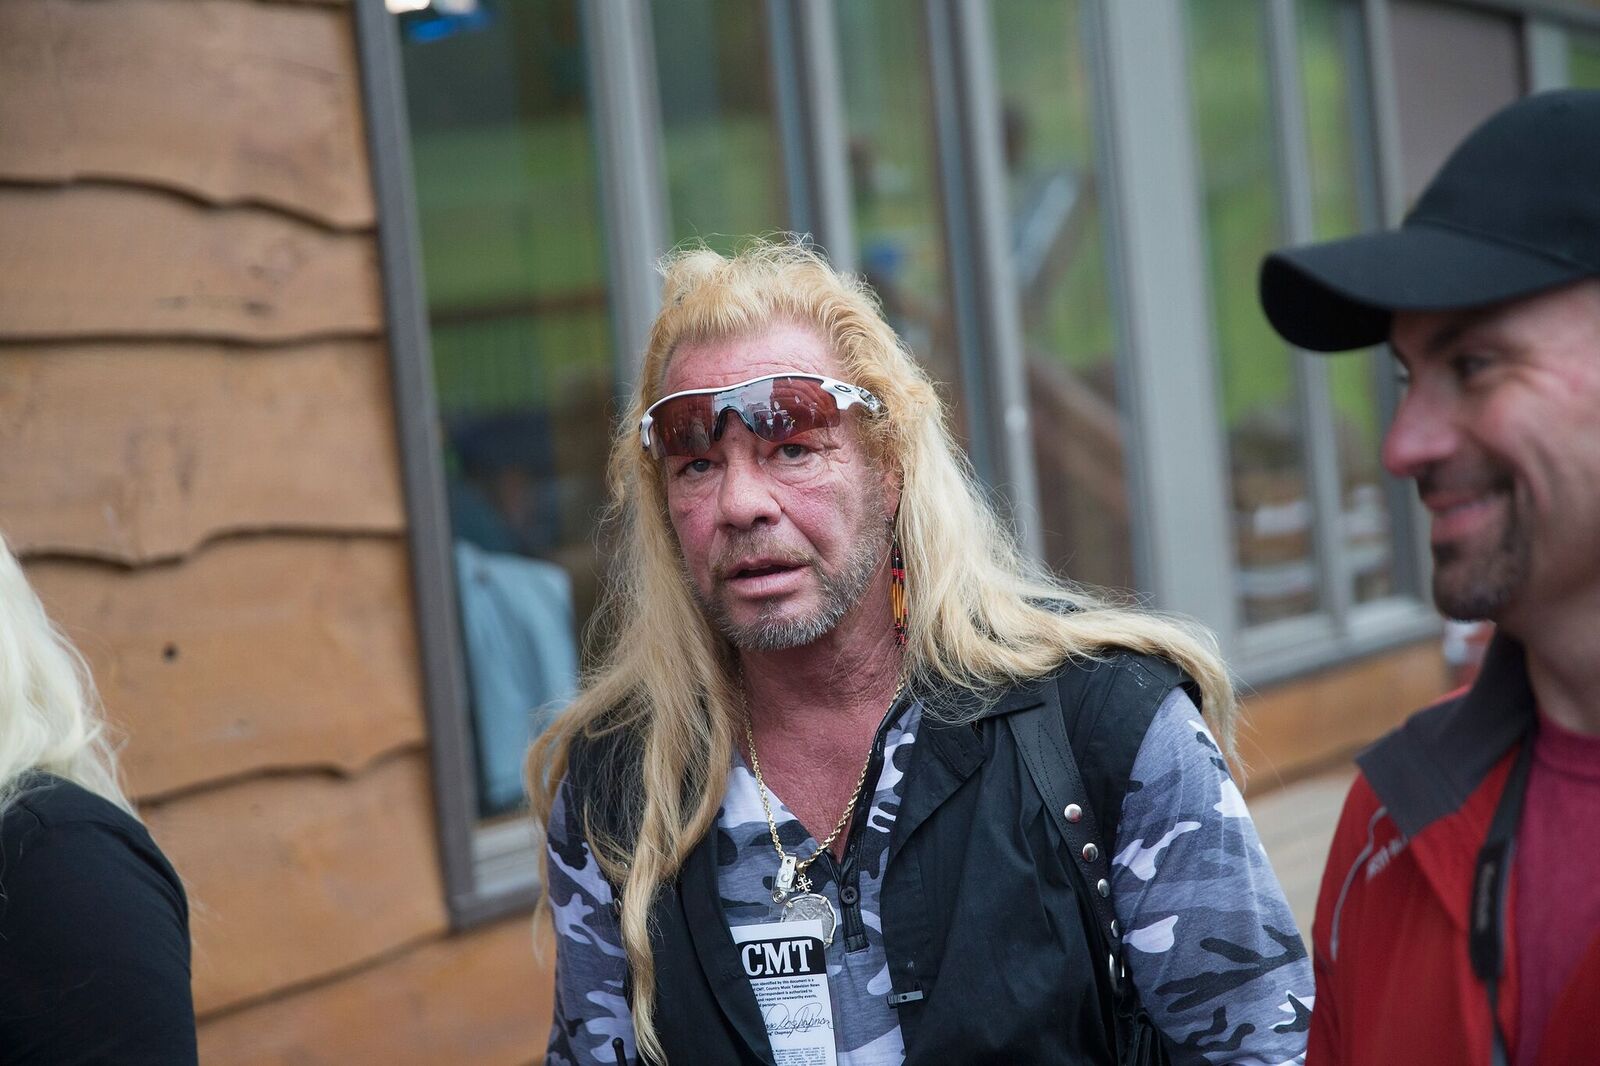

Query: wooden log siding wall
left=0, top=0, right=554, bottom=1061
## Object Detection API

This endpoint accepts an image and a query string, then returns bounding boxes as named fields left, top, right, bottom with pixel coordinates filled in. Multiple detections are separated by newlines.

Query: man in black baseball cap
left=1260, top=89, right=1600, bottom=1065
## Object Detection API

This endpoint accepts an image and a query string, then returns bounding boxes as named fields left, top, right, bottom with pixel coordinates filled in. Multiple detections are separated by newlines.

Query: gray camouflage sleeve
left=545, top=777, right=635, bottom=1066
left=1112, top=688, right=1312, bottom=1066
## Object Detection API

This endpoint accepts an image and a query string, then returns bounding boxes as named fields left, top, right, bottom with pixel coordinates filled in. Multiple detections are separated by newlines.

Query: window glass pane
left=1190, top=0, right=1317, bottom=626
left=836, top=1, right=970, bottom=442
left=653, top=0, right=787, bottom=250
left=993, top=0, right=1134, bottom=593
left=1571, top=28, right=1600, bottom=88
left=1299, top=0, right=1396, bottom=604
left=400, top=0, right=602, bottom=820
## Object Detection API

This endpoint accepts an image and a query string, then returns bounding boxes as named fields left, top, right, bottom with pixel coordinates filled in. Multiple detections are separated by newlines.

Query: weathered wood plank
left=143, top=754, right=450, bottom=1016
left=1237, top=639, right=1449, bottom=792
left=198, top=918, right=554, bottom=1065
left=0, top=0, right=372, bottom=226
left=0, top=185, right=381, bottom=341
left=25, top=537, right=427, bottom=801
left=0, top=340, right=405, bottom=562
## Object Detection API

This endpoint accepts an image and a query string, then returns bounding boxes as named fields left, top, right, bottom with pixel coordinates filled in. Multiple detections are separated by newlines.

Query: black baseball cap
left=1260, top=89, right=1600, bottom=352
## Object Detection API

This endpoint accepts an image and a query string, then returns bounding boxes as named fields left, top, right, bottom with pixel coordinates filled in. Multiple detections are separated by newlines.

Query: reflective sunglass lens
left=655, top=396, right=715, bottom=458
left=645, top=375, right=867, bottom=458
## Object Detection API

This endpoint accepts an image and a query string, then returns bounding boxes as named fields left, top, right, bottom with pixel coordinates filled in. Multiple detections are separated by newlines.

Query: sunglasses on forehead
left=639, top=373, right=886, bottom=459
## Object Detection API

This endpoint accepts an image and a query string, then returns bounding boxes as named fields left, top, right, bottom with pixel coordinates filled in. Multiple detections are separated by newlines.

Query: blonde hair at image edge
left=0, top=532, right=134, bottom=820
left=528, top=237, right=1237, bottom=1064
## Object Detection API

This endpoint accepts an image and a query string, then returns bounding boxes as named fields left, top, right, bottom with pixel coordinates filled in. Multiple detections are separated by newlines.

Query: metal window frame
left=1092, top=0, right=1440, bottom=683
left=1090, top=0, right=1238, bottom=636
left=1237, top=0, right=1441, bottom=682
left=583, top=0, right=670, bottom=388
left=1266, top=0, right=1351, bottom=634
left=357, top=0, right=673, bottom=928
left=355, top=0, right=511, bottom=928
left=922, top=1, right=998, bottom=501
left=1349, top=0, right=1428, bottom=608
left=1524, top=16, right=1574, bottom=87
left=768, top=0, right=858, bottom=270
left=925, top=0, right=1044, bottom=559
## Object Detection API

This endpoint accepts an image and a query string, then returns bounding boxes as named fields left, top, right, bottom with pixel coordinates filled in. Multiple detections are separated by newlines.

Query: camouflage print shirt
left=546, top=688, right=1312, bottom=1065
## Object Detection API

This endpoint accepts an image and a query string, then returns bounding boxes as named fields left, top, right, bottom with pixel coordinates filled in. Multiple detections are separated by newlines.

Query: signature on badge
left=764, top=1001, right=832, bottom=1036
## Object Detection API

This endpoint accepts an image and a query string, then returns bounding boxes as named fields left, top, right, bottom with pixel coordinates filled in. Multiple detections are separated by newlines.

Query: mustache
left=710, top=533, right=815, bottom=581
left=1416, top=461, right=1514, bottom=499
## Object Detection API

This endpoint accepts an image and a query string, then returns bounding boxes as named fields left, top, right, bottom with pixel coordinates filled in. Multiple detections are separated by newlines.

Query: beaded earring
left=890, top=534, right=908, bottom=647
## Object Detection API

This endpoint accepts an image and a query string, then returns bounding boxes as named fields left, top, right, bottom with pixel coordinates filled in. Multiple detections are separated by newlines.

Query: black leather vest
left=568, top=653, right=1184, bottom=1065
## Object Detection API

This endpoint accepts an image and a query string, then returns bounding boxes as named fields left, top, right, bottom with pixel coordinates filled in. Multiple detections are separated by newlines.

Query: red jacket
left=1310, top=636, right=1600, bottom=1064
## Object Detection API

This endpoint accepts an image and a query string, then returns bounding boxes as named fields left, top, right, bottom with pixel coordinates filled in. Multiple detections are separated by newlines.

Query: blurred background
left=2, top=0, right=1594, bottom=1060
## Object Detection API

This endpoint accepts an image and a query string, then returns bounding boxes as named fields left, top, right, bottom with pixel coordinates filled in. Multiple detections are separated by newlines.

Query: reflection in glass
left=400, top=0, right=603, bottom=818
left=835, top=1, right=970, bottom=442
left=993, top=0, right=1133, bottom=593
left=1572, top=29, right=1600, bottom=88
left=1299, top=0, right=1395, bottom=605
left=1190, top=0, right=1317, bottom=625
left=653, top=0, right=787, bottom=250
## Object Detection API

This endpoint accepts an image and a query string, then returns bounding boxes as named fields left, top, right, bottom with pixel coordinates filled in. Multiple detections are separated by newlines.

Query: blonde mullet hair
left=530, top=238, right=1235, bottom=1063
left=0, top=532, right=135, bottom=821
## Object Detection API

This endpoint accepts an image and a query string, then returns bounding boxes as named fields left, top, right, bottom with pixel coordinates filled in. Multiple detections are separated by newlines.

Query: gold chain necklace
left=741, top=675, right=906, bottom=946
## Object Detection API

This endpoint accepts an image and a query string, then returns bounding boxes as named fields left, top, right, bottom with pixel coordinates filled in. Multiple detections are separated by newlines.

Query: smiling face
left=657, top=322, right=897, bottom=652
left=1383, top=280, right=1600, bottom=632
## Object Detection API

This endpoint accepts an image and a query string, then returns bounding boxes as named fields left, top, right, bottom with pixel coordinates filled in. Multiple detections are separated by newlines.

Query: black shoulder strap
left=1006, top=673, right=1126, bottom=988
left=1005, top=654, right=1188, bottom=1027
left=1058, top=654, right=1186, bottom=842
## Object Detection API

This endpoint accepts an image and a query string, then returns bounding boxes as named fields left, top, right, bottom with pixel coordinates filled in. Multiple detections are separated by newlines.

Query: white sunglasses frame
left=638, top=372, right=885, bottom=456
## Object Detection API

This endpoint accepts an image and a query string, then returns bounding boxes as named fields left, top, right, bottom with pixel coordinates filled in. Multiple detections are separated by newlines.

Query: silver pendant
left=772, top=854, right=798, bottom=903
left=781, top=892, right=837, bottom=946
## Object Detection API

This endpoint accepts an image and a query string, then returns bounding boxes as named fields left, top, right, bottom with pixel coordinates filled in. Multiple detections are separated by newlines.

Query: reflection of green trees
left=1301, top=0, right=1360, bottom=241
left=405, top=0, right=1400, bottom=435
left=1191, top=0, right=1380, bottom=450
left=838, top=0, right=947, bottom=304
left=1572, top=32, right=1600, bottom=88
left=993, top=1, right=1096, bottom=165
left=993, top=0, right=1115, bottom=374
left=412, top=121, right=604, bottom=307
left=409, top=0, right=790, bottom=413
left=412, top=116, right=611, bottom=415
left=654, top=0, right=786, bottom=252
left=1190, top=0, right=1401, bottom=618
left=661, top=118, right=788, bottom=255
left=1191, top=0, right=1292, bottom=429
left=1300, top=0, right=1381, bottom=456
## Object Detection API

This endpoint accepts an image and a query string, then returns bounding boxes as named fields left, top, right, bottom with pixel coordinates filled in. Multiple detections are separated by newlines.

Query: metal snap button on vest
left=1081, top=842, right=1099, bottom=862
left=1110, top=919, right=1120, bottom=937
left=1096, top=878, right=1110, bottom=897
left=1064, top=803, right=1083, bottom=823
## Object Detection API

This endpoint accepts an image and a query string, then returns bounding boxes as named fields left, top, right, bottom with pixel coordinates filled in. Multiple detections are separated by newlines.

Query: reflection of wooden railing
left=1011, top=165, right=1135, bottom=587
left=1232, top=482, right=1394, bottom=619
left=1026, top=353, right=1127, bottom=522
left=1026, top=352, right=1133, bottom=589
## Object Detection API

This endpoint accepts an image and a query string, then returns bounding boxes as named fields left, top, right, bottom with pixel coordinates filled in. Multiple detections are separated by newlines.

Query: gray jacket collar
left=1355, top=632, right=1534, bottom=840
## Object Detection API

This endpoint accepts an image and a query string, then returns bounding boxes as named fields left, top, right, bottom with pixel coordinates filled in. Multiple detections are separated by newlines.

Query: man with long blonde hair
left=532, top=241, right=1309, bottom=1065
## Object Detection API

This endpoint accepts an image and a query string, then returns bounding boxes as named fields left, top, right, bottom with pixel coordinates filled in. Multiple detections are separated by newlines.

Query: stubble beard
left=1428, top=475, right=1530, bottom=622
left=699, top=522, right=891, bottom=652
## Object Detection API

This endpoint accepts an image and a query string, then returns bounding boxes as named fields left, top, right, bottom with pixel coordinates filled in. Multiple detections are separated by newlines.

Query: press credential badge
left=730, top=920, right=837, bottom=1066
